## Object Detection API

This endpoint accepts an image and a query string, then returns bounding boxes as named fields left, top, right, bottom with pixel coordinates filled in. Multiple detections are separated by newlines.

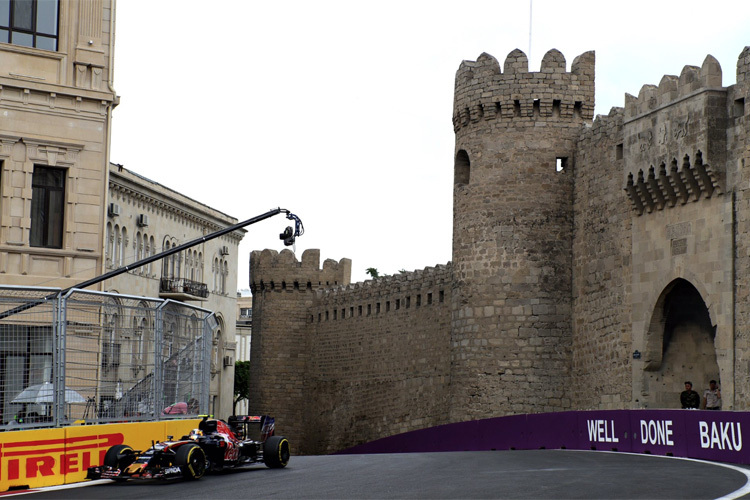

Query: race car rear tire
left=175, top=443, right=207, bottom=480
left=263, top=435, right=290, bottom=468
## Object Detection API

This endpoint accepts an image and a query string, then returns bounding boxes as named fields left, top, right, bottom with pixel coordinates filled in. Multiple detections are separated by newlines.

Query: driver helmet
left=188, top=428, right=203, bottom=440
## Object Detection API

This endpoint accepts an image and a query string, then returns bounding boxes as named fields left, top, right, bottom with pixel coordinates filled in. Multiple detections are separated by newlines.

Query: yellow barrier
left=0, top=419, right=201, bottom=492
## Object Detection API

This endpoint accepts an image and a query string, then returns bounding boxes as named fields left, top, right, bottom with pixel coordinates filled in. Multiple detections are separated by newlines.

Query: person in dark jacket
left=680, top=381, right=700, bottom=409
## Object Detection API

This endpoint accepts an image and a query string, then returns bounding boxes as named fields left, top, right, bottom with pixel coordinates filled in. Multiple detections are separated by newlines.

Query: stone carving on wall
left=25, top=141, right=81, bottom=168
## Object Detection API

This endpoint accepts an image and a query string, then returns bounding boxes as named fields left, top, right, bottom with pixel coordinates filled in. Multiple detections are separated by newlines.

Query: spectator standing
left=703, top=380, right=721, bottom=410
left=680, top=381, right=700, bottom=409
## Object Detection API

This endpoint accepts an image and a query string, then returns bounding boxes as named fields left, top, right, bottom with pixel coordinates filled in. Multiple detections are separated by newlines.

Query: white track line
left=560, top=449, right=750, bottom=500
left=0, top=479, right=109, bottom=497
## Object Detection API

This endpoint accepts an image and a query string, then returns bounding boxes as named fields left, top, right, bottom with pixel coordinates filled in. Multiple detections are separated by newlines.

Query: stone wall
left=305, top=265, right=452, bottom=454
left=450, top=49, right=594, bottom=420
left=249, top=46, right=750, bottom=453
left=249, top=249, right=351, bottom=450
left=250, top=249, right=450, bottom=453
left=729, top=47, right=750, bottom=408
left=621, top=55, right=734, bottom=409
left=571, top=108, right=633, bottom=409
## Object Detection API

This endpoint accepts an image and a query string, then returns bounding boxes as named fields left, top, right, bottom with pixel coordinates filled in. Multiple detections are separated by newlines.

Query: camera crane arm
left=0, top=207, right=303, bottom=320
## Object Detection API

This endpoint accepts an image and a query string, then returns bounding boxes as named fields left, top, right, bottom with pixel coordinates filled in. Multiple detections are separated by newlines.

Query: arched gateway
left=640, top=279, right=720, bottom=409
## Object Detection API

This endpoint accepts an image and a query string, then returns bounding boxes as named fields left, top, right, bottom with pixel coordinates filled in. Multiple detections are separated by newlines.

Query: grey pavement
left=17, top=450, right=750, bottom=499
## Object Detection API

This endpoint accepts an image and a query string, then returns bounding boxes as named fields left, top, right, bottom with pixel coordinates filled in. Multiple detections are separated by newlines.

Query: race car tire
left=103, top=444, right=135, bottom=469
left=175, top=443, right=207, bottom=480
left=103, top=444, right=135, bottom=481
left=263, top=435, right=290, bottom=468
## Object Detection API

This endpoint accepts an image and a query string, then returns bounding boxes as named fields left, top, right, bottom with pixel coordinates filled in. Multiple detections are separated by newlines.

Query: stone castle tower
left=250, top=47, right=750, bottom=454
left=248, top=249, right=351, bottom=448
left=450, top=49, right=594, bottom=420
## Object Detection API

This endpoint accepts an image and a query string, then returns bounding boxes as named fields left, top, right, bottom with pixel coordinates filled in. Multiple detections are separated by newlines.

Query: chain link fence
left=0, top=286, right=214, bottom=430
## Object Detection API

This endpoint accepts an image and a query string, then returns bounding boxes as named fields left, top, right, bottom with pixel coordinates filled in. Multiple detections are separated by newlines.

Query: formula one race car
left=87, top=415, right=290, bottom=482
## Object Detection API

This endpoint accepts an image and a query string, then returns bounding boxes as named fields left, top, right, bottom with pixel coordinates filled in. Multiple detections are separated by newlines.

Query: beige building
left=0, top=0, right=116, bottom=289
left=236, top=294, right=252, bottom=362
left=106, top=164, right=244, bottom=416
left=0, top=1, right=242, bottom=418
left=235, top=293, right=252, bottom=414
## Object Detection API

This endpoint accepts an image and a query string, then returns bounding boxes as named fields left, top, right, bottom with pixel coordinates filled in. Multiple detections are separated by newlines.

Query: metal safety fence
left=0, top=286, right=215, bottom=430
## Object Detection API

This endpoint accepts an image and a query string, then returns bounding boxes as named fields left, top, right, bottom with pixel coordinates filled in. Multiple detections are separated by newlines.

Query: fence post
left=202, top=313, right=216, bottom=415
left=154, top=302, right=165, bottom=420
left=53, top=293, right=65, bottom=426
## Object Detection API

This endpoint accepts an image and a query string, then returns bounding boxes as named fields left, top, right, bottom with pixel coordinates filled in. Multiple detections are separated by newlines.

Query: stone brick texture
left=571, top=108, right=633, bottom=410
left=306, top=265, right=452, bottom=453
left=450, top=49, right=594, bottom=421
left=729, top=47, right=750, bottom=408
left=250, top=46, right=750, bottom=453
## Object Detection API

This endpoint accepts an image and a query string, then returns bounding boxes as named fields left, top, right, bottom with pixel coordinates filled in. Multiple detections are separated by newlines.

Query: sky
left=110, top=0, right=750, bottom=290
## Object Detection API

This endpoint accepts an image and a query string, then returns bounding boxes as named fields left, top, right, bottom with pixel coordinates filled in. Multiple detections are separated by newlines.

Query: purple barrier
left=576, top=410, right=632, bottom=453
left=336, top=409, right=750, bottom=465
left=471, top=414, right=528, bottom=451
left=629, top=410, right=688, bottom=457
left=527, top=411, right=578, bottom=450
left=343, top=415, right=529, bottom=453
left=682, top=410, right=749, bottom=463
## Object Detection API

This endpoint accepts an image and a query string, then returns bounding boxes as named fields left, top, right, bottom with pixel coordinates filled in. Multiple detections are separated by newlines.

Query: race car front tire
left=103, top=444, right=135, bottom=469
left=102, top=444, right=134, bottom=481
left=263, top=436, right=290, bottom=468
left=176, top=443, right=207, bottom=480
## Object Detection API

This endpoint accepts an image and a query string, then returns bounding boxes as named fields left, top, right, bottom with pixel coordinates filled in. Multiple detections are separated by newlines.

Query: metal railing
left=159, top=278, right=209, bottom=298
left=0, top=286, right=214, bottom=430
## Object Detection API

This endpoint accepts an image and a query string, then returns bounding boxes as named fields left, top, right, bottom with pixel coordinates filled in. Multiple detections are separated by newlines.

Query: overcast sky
left=110, top=1, right=749, bottom=289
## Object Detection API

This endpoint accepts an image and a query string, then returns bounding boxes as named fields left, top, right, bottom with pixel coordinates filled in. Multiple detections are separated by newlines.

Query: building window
left=106, top=222, right=113, bottom=267
left=136, top=232, right=143, bottom=266
left=0, top=0, right=59, bottom=51
left=147, top=236, right=154, bottom=275
left=113, top=224, right=120, bottom=264
left=222, top=260, right=228, bottom=294
left=187, top=250, right=194, bottom=280
left=213, top=258, right=218, bottom=292
left=196, top=251, right=203, bottom=282
left=131, top=316, right=145, bottom=376
left=0, top=324, right=53, bottom=422
left=102, top=312, right=120, bottom=375
left=556, top=157, right=568, bottom=172
left=30, top=165, right=65, bottom=248
left=455, top=150, right=470, bottom=186
left=119, top=226, right=127, bottom=267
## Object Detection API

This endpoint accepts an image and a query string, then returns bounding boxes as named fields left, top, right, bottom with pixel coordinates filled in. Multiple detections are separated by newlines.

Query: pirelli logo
left=0, top=433, right=123, bottom=480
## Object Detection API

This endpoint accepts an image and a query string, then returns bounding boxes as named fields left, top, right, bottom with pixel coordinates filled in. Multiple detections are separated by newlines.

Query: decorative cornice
left=109, top=180, right=242, bottom=241
left=0, top=136, right=85, bottom=164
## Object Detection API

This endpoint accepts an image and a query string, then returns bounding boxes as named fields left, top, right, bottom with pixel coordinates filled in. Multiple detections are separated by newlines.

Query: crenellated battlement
left=314, top=263, right=451, bottom=307
left=738, top=46, right=750, bottom=84
left=249, top=248, right=352, bottom=293
left=621, top=54, right=729, bottom=208
left=579, top=107, right=624, bottom=145
left=453, top=48, right=595, bottom=132
left=624, top=56, right=722, bottom=119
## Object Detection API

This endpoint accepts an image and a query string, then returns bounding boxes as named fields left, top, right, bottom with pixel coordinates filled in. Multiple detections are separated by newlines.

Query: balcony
left=159, top=277, right=209, bottom=302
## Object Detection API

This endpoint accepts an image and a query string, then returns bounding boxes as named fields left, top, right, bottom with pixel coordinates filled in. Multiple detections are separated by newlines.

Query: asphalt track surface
left=14, top=450, right=750, bottom=499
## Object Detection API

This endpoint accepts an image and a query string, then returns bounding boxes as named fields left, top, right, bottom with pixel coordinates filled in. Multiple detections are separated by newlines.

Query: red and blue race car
left=86, top=415, right=290, bottom=481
